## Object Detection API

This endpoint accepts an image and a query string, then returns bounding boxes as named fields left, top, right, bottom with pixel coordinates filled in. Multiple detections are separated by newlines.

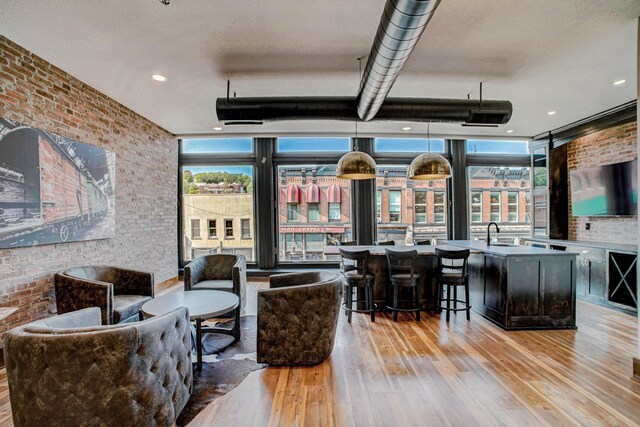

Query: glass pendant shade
left=336, top=151, right=377, bottom=179
left=407, top=153, right=452, bottom=180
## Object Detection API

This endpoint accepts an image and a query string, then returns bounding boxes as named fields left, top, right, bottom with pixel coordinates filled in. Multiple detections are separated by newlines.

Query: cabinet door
left=484, top=255, right=507, bottom=314
left=541, top=258, right=574, bottom=315
left=575, top=256, right=589, bottom=298
left=588, top=249, right=607, bottom=300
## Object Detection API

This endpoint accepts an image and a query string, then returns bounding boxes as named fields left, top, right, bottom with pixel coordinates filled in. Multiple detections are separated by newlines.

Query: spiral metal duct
left=356, top=0, right=442, bottom=121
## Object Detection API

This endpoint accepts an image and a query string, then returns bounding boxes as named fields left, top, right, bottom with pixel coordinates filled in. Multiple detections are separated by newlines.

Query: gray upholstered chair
left=184, top=254, right=246, bottom=339
left=54, top=265, right=154, bottom=325
left=257, top=271, right=342, bottom=365
left=4, top=306, right=192, bottom=427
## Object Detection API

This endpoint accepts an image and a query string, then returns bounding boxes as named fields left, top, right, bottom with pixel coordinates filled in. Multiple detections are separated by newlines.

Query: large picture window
left=277, top=165, right=352, bottom=262
left=181, top=164, right=254, bottom=262
left=467, top=166, right=530, bottom=243
left=376, top=166, right=448, bottom=244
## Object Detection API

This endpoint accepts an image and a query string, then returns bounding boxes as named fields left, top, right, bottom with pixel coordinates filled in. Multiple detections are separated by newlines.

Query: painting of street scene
left=0, top=117, right=115, bottom=249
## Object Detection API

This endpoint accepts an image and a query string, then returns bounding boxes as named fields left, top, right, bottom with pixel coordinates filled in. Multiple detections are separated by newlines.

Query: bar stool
left=339, top=249, right=376, bottom=323
left=385, top=248, right=421, bottom=322
left=338, top=240, right=357, bottom=274
left=375, top=240, right=395, bottom=246
left=435, top=248, right=471, bottom=322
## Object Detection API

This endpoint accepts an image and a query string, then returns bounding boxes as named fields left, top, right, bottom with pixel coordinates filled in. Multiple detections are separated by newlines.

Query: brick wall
left=0, top=36, right=178, bottom=340
left=567, top=121, right=637, bottom=243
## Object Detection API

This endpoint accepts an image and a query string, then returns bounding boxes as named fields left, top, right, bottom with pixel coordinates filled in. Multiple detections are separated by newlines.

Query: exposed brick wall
left=567, top=121, right=637, bottom=243
left=0, top=36, right=178, bottom=340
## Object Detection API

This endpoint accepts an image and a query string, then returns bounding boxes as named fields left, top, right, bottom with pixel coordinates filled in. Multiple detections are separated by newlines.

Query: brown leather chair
left=184, top=254, right=247, bottom=340
left=4, top=307, right=192, bottom=427
left=55, top=265, right=154, bottom=325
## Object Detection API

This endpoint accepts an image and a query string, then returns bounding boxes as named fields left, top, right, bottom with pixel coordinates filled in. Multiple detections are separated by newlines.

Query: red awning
left=328, top=184, right=342, bottom=203
left=286, top=184, right=301, bottom=203
left=306, top=184, right=320, bottom=203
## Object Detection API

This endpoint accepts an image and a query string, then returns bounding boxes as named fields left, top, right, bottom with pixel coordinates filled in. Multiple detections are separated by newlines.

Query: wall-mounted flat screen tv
left=570, top=159, right=637, bottom=216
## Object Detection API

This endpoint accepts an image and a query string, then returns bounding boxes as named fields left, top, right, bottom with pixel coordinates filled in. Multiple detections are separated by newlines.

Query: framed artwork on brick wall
left=0, top=117, right=115, bottom=249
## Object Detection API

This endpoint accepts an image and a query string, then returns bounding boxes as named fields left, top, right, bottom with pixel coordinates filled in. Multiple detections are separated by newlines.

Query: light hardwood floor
left=0, top=282, right=638, bottom=427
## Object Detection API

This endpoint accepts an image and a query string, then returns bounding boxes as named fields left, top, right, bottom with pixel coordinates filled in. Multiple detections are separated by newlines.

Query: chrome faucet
left=486, top=222, right=500, bottom=245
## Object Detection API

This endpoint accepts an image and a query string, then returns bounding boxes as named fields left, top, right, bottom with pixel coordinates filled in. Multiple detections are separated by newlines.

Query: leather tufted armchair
left=4, top=306, right=192, bottom=427
left=184, top=254, right=246, bottom=339
left=257, top=271, right=343, bottom=365
left=55, top=265, right=154, bottom=325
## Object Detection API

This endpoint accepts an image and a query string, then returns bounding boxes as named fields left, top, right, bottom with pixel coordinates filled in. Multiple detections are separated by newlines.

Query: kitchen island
left=445, top=240, right=578, bottom=330
left=327, top=240, right=577, bottom=330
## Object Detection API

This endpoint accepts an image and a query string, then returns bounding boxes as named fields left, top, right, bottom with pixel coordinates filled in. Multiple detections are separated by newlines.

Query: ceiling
left=1, top=0, right=638, bottom=139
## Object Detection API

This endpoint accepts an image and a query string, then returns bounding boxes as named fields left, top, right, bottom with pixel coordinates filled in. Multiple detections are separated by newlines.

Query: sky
left=181, top=137, right=530, bottom=155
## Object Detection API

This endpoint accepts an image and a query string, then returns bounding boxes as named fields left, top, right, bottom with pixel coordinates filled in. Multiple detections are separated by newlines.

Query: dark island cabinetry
left=449, top=241, right=577, bottom=330
left=520, top=237, right=637, bottom=315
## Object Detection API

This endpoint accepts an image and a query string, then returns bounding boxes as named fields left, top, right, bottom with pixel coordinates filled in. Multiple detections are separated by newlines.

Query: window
left=434, top=191, right=446, bottom=223
left=308, top=203, right=320, bottom=221
left=414, top=191, right=427, bottom=224
left=207, top=219, right=217, bottom=238
left=241, top=218, right=251, bottom=238
left=182, top=138, right=253, bottom=154
left=466, top=140, right=529, bottom=155
left=376, top=166, right=448, bottom=243
left=471, top=192, right=483, bottom=223
left=490, top=192, right=501, bottom=222
left=375, top=138, right=445, bottom=153
left=329, top=203, right=341, bottom=221
left=277, top=137, right=350, bottom=152
left=277, top=165, right=352, bottom=263
left=305, top=233, right=324, bottom=252
left=181, top=165, right=254, bottom=262
left=389, top=190, right=401, bottom=223
left=468, top=166, right=530, bottom=243
left=288, top=203, right=300, bottom=221
left=191, top=219, right=201, bottom=239
left=508, top=192, right=518, bottom=222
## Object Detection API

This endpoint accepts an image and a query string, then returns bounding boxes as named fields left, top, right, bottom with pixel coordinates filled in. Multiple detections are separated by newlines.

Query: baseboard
left=155, top=276, right=179, bottom=294
left=633, top=357, right=640, bottom=382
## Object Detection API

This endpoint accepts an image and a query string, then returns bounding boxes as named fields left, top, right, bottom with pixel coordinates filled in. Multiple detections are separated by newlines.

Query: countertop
left=520, top=237, right=638, bottom=253
left=444, top=240, right=578, bottom=257
left=325, top=241, right=576, bottom=257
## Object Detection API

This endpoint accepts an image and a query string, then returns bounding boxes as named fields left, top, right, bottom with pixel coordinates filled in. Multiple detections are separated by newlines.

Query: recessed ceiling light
left=213, top=126, right=222, bottom=131
left=506, top=129, right=514, bottom=134
left=402, top=126, right=412, bottom=131
left=547, top=110, right=556, bottom=116
left=613, top=79, right=626, bottom=86
left=151, top=74, right=167, bottom=82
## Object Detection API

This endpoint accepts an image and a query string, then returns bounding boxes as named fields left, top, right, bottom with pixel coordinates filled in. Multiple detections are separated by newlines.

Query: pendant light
left=336, top=57, right=377, bottom=180
left=336, top=121, right=377, bottom=180
left=407, top=123, right=452, bottom=180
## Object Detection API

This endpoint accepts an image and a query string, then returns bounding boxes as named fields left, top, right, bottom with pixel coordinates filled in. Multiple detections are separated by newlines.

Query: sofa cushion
left=191, top=279, right=234, bottom=290
left=113, top=295, right=152, bottom=324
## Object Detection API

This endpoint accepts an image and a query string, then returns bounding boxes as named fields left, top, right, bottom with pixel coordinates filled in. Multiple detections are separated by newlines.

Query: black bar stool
left=385, top=248, right=421, bottom=322
left=375, top=240, right=395, bottom=246
left=339, top=249, right=376, bottom=323
left=338, top=240, right=357, bottom=274
left=435, top=247, right=471, bottom=322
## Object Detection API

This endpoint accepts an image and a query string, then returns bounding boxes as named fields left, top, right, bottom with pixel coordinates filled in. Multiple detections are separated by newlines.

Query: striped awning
left=286, top=184, right=301, bottom=203
left=327, top=184, right=342, bottom=203
left=306, top=184, right=320, bottom=203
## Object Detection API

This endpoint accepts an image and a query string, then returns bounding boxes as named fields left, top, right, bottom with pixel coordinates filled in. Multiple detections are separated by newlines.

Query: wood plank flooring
left=0, top=281, right=638, bottom=427
left=190, top=282, right=640, bottom=427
